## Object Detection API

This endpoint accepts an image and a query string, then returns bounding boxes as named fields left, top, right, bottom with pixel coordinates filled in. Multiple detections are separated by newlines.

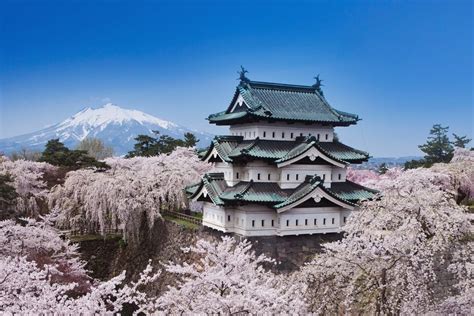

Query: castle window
left=282, top=132, right=285, bottom=138
left=323, top=218, right=326, bottom=225
left=343, top=217, right=347, bottom=223
left=305, top=219, right=308, bottom=226
left=272, top=131, right=275, bottom=138
left=228, top=215, right=231, bottom=222
left=338, top=174, right=341, bottom=180
left=290, top=132, right=294, bottom=138
left=257, top=173, right=261, bottom=180
left=300, top=132, right=303, bottom=136
left=268, top=173, right=271, bottom=180
left=263, top=131, right=266, bottom=137
left=286, top=220, right=289, bottom=226
left=317, top=134, right=320, bottom=140
left=287, top=174, right=290, bottom=181
left=296, top=174, right=299, bottom=181
left=332, top=218, right=335, bottom=224
left=252, top=220, right=255, bottom=227
left=236, top=172, right=239, bottom=179
left=325, top=134, right=329, bottom=140
left=261, top=220, right=265, bottom=227
left=322, top=174, right=326, bottom=181
left=253, top=131, right=256, bottom=137
left=296, top=219, right=299, bottom=226
left=271, top=220, right=274, bottom=227
left=309, top=133, right=311, bottom=136
left=314, top=218, right=317, bottom=225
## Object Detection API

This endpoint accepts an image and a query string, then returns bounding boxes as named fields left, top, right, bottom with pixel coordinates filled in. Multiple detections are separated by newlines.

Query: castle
left=186, top=69, right=376, bottom=236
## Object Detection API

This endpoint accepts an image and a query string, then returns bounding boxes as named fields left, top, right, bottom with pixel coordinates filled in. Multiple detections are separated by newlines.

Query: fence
left=162, top=210, right=203, bottom=226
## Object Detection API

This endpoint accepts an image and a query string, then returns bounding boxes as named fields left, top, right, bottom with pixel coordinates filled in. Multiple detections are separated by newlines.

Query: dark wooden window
left=296, top=219, right=299, bottom=226
left=228, top=215, right=231, bottom=222
left=261, top=220, right=265, bottom=227
left=287, top=174, right=290, bottom=181
left=314, top=218, right=317, bottom=225
left=272, top=131, right=275, bottom=138
left=343, top=217, right=347, bottom=223
left=263, top=131, right=266, bottom=137
left=268, top=174, right=271, bottom=180
left=257, top=173, right=261, bottom=180
left=323, top=218, right=326, bottom=225
left=296, top=174, right=299, bottom=181
left=286, top=220, right=289, bottom=226
left=290, top=132, right=294, bottom=138
left=338, top=174, right=341, bottom=180
left=332, top=218, right=335, bottom=224
left=282, top=132, right=285, bottom=138
left=252, top=220, right=255, bottom=227
left=305, top=219, right=308, bottom=226
left=325, top=134, right=329, bottom=140
left=236, top=172, right=239, bottom=179
left=271, top=220, right=274, bottom=227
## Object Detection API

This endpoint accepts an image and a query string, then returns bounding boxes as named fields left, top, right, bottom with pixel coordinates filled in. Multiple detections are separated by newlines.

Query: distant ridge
left=0, top=103, right=213, bottom=155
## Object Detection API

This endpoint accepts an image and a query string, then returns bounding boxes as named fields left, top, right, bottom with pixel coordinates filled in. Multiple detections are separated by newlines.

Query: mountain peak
left=0, top=103, right=213, bottom=155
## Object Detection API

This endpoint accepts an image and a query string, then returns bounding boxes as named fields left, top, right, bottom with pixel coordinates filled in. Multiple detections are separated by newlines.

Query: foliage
left=405, top=124, right=471, bottom=169
left=49, top=147, right=211, bottom=243
left=0, top=157, right=56, bottom=218
left=76, top=137, right=114, bottom=160
left=0, top=174, right=18, bottom=216
left=452, top=133, right=471, bottom=148
left=377, top=162, right=388, bottom=174
left=156, top=236, right=306, bottom=314
left=39, top=138, right=110, bottom=170
left=8, top=147, right=42, bottom=161
left=0, top=216, right=161, bottom=314
left=126, top=131, right=199, bottom=157
left=302, top=153, right=473, bottom=315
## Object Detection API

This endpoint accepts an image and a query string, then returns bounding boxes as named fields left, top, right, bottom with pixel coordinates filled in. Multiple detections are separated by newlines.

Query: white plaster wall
left=229, top=122, right=334, bottom=142
left=211, top=161, right=346, bottom=188
left=202, top=202, right=354, bottom=237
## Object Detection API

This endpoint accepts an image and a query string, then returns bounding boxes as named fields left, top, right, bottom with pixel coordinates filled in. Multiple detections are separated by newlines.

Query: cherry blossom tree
left=301, top=158, right=473, bottom=315
left=155, top=236, right=306, bottom=314
left=0, top=157, right=56, bottom=217
left=49, top=147, right=211, bottom=242
left=0, top=215, right=161, bottom=314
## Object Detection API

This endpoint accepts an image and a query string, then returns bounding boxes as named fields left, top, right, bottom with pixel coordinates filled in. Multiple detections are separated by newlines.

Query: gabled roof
left=208, top=80, right=359, bottom=126
left=201, top=136, right=370, bottom=165
left=188, top=173, right=378, bottom=209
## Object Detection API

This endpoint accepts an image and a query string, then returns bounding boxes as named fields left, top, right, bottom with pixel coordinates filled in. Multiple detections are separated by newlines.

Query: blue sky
left=1, top=0, right=472, bottom=157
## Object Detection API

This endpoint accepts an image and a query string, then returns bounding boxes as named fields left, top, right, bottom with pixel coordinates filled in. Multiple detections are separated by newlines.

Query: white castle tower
left=186, top=69, right=376, bottom=236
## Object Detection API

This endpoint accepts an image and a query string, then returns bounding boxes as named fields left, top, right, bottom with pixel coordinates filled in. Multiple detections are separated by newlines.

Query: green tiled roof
left=208, top=80, right=359, bottom=126
left=189, top=173, right=377, bottom=208
left=273, top=175, right=322, bottom=209
left=201, top=136, right=369, bottom=164
left=329, top=180, right=379, bottom=202
left=220, top=181, right=291, bottom=203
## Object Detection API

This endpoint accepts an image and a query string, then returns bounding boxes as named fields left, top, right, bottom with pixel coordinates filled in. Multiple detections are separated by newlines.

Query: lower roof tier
left=200, top=135, right=370, bottom=165
left=186, top=173, right=378, bottom=211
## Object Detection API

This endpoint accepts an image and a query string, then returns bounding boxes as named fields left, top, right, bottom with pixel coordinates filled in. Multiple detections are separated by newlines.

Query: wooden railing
left=162, top=210, right=203, bottom=226
left=60, top=228, right=123, bottom=237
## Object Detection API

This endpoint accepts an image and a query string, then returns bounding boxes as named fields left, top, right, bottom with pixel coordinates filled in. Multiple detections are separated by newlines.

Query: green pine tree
left=418, top=124, right=454, bottom=166
left=0, top=174, right=18, bottom=216
left=452, top=133, right=471, bottom=148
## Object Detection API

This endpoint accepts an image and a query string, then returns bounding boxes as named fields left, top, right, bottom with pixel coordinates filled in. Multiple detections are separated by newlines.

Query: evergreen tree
left=39, top=139, right=109, bottom=170
left=378, top=163, right=388, bottom=175
left=0, top=173, right=18, bottom=213
left=127, top=131, right=199, bottom=157
left=418, top=124, right=454, bottom=166
left=452, top=133, right=471, bottom=148
left=182, top=132, right=199, bottom=147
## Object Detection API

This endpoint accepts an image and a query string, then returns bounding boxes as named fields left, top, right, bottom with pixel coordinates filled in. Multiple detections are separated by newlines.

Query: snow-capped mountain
left=0, top=103, right=213, bottom=155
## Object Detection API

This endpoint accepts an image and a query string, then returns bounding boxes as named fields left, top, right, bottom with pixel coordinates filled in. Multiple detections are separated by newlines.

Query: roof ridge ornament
left=312, top=74, right=324, bottom=97
left=237, top=65, right=250, bottom=83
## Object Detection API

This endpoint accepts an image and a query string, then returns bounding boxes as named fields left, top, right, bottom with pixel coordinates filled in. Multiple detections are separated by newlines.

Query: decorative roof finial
left=313, top=74, right=324, bottom=96
left=238, top=65, right=249, bottom=82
